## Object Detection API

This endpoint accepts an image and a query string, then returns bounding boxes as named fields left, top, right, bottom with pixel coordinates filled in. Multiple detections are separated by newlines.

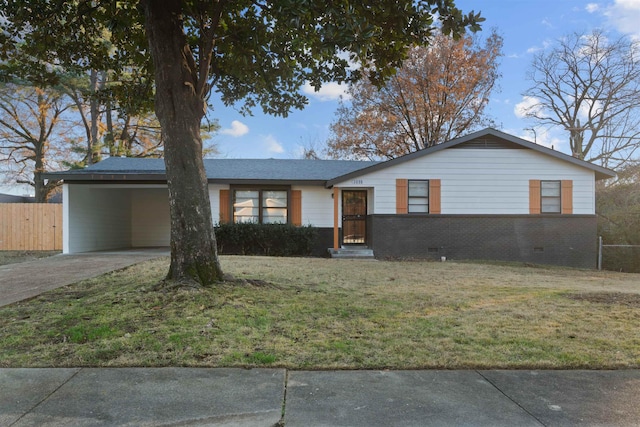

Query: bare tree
left=63, top=70, right=165, bottom=165
left=327, top=30, right=503, bottom=160
left=523, top=30, right=640, bottom=168
left=0, top=84, right=77, bottom=201
left=63, top=70, right=106, bottom=165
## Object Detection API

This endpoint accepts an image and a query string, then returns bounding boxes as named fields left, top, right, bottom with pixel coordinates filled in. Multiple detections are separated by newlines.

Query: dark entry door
left=342, top=190, right=367, bottom=245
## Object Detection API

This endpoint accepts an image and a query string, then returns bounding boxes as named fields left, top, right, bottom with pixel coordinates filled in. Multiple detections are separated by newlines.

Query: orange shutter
left=396, top=179, right=408, bottom=214
left=219, top=189, right=230, bottom=223
left=291, top=190, right=302, bottom=226
left=529, top=180, right=541, bottom=214
left=561, top=180, right=573, bottom=214
left=429, top=179, right=441, bottom=214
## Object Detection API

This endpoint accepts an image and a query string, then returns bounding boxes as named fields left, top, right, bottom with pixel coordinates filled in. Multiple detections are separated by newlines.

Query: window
left=408, top=180, right=429, bottom=213
left=233, top=189, right=288, bottom=224
left=262, top=190, right=288, bottom=223
left=540, top=181, right=561, bottom=213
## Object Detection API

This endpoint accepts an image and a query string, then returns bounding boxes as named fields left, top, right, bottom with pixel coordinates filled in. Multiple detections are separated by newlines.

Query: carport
left=64, top=184, right=170, bottom=254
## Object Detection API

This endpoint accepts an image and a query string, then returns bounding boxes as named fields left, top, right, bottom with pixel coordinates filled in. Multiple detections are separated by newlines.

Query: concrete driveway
left=0, top=249, right=168, bottom=307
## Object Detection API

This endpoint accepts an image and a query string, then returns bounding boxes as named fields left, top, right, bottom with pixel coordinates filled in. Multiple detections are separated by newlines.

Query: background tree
left=61, top=69, right=166, bottom=166
left=1, top=0, right=482, bottom=287
left=63, top=70, right=106, bottom=165
left=327, top=30, right=503, bottom=160
left=597, top=163, right=640, bottom=272
left=523, top=30, right=640, bottom=168
left=0, top=84, right=79, bottom=201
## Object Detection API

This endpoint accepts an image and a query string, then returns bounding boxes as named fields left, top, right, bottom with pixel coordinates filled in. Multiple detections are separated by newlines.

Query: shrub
left=214, top=222, right=318, bottom=256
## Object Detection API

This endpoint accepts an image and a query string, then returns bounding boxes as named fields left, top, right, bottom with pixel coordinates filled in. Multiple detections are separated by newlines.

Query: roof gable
left=326, top=128, right=616, bottom=186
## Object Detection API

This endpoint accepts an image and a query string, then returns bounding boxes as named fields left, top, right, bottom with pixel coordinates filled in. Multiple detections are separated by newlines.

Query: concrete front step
left=328, top=247, right=375, bottom=259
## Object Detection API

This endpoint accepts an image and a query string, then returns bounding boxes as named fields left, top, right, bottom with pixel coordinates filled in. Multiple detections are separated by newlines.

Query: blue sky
left=211, top=0, right=640, bottom=159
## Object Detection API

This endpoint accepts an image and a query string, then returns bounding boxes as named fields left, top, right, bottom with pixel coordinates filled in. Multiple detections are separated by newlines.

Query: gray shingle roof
left=44, top=157, right=378, bottom=183
left=43, top=128, right=617, bottom=185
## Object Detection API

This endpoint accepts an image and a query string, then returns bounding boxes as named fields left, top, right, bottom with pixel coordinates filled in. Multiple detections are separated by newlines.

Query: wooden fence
left=0, top=203, right=62, bottom=250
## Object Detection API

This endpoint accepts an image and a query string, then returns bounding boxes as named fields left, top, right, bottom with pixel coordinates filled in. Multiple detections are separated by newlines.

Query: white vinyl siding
left=292, top=185, right=334, bottom=227
left=65, top=185, right=132, bottom=253
left=209, top=184, right=229, bottom=224
left=131, top=188, right=170, bottom=247
left=65, top=184, right=171, bottom=253
left=331, top=149, right=596, bottom=215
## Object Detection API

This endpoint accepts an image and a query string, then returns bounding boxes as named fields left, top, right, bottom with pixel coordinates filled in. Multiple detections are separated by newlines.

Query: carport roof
left=43, top=157, right=378, bottom=185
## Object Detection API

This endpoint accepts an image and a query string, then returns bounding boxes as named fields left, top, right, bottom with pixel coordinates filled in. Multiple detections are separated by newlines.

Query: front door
left=342, top=190, right=367, bottom=245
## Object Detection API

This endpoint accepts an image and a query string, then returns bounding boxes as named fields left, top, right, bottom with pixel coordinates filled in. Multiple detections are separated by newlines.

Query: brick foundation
left=368, top=215, right=598, bottom=268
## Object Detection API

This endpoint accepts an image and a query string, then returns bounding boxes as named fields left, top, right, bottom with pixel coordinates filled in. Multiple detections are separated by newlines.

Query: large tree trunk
left=143, top=0, right=224, bottom=287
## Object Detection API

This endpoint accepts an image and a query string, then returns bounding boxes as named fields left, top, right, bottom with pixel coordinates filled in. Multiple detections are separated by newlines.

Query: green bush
left=601, top=247, right=640, bottom=273
left=214, top=222, right=318, bottom=256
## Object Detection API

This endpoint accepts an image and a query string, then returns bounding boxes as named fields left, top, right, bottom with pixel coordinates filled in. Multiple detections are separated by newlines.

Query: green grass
left=1, top=256, right=639, bottom=369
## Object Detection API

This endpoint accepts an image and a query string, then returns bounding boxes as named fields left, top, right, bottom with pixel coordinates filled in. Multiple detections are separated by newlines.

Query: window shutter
left=561, top=180, right=573, bottom=214
left=396, top=179, right=408, bottom=214
left=291, top=190, right=302, bottom=226
left=529, top=180, right=541, bottom=214
left=219, top=189, right=230, bottom=223
left=429, top=179, right=441, bottom=214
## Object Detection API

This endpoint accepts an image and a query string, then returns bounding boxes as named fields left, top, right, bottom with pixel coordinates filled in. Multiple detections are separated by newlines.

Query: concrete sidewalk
left=0, top=249, right=168, bottom=307
left=2, top=368, right=639, bottom=426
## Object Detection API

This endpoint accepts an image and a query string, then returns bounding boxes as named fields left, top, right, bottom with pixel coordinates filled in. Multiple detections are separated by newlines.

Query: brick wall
left=369, top=215, right=598, bottom=268
left=313, top=227, right=335, bottom=257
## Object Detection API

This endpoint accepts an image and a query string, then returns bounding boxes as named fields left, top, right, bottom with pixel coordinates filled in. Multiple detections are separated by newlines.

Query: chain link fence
left=598, top=237, right=640, bottom=273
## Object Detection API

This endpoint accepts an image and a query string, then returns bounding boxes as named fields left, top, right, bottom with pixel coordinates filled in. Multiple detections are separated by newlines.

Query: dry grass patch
left=0, top=250, right=60, bottom=266
left=1, top=256, right=639, bottom=369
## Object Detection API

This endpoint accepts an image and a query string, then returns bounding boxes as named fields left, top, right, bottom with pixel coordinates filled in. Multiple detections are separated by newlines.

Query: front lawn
left=1, top=256, right=639, bottom=369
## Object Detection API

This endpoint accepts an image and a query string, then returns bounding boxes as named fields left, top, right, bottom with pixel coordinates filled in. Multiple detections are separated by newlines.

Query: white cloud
left=514, top=96, right=542, bottom=119
left=291, top=145, right=307, bottom=159
left=221, top=120, right=249, bottom=137
left=263, top=135, right=284, bottom=153
left=586, top=3, right=600, bottom=13
left=578, top=98, right=604, bottom=120
left=302, top=81, right=352, bottom=102
left=512, top=127, right=563, bottom=150
left=526, top=40, right=552, bottom=55
left=541, top=18, right=553, bottom=28
left=531, top=128, right=564, bottom=150
left=602, top=0, right=640, bottom=37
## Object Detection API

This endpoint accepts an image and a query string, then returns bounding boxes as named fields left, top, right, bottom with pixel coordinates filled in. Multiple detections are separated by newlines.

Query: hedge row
left=214, top=222, right=318, bottom=256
